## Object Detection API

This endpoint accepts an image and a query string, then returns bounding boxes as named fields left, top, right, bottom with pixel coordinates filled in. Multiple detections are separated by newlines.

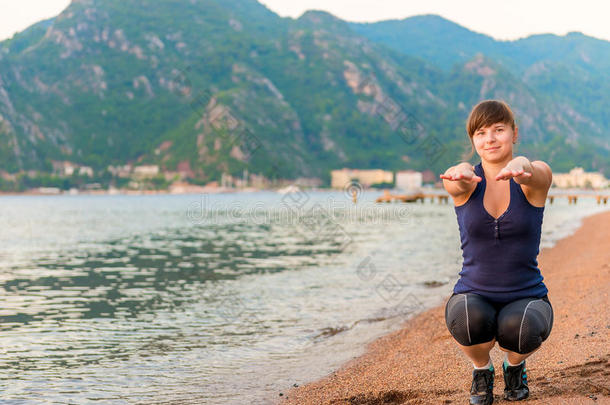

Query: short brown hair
left=462, top=100, right=516, bottom=161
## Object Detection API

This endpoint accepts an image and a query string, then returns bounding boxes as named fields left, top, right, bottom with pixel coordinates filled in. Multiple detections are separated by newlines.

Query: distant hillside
left=351, top=16, right=610, bottom=170
left=0, top=1, right=608, bottom=189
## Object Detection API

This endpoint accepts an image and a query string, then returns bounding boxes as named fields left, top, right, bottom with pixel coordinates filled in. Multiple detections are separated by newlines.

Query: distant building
left=396, top=170, right=423, bottom=191
left=38, top=187, right=61, bottom=194
left=51, top=160, right=93, bottom=177
left=552, top=167, right=608, bottom=189
left=421, top=170, right=436, bottom=184
left=79, top=166, right=94, bottom=177
left=331, top=169, right=393, bottom=189
left=108, top=164, right=133, bottom=178
left=64, top=165, right=76, bottom=176
left=133, top=165, right=160, bottom=178
left=50, top=160, right=76, bottom=176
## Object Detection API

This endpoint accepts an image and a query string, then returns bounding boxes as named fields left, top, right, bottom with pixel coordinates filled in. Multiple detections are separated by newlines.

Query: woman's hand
left=440, top=162, right=482, bottom=183
left=495, top=156, right=533, bottom=181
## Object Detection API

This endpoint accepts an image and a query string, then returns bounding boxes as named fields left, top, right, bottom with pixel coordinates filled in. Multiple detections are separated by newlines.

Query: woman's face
left=472, top=122, right=517, bottom=163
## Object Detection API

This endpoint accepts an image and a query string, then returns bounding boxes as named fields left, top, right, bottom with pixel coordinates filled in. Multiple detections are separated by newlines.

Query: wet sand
left=279, top=209, right=610, bottom=404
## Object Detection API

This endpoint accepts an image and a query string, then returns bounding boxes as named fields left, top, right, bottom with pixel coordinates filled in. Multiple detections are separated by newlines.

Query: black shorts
left=444, top=292, right=554, bottom=354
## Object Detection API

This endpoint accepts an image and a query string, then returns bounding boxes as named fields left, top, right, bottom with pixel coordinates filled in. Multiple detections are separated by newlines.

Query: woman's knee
left=496, top=298, right=553, bottom=354
left=445, top=293, right=497, bottom=346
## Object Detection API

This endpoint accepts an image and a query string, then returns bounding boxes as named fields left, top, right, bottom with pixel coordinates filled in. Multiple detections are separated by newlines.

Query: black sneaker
left=503, top=360, right=529, bottom=401
left=470, top=364, right=494, bottom=405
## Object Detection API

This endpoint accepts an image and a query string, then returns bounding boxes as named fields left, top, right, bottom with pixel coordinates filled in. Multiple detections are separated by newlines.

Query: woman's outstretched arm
left=440, top=162, right=482, bottom=197
left=495, top=156, right=553, bottom=191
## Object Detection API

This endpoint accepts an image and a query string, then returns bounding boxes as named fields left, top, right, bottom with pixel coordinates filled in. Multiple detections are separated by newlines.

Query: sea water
left=0, top=191, right=607, bottom=404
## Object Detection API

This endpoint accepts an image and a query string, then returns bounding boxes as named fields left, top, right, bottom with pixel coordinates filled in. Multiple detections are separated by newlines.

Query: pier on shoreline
left=374, top=190, right=610, bottom=205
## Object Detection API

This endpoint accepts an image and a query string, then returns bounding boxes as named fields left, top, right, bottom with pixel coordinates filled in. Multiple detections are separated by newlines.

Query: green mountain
left=0, top=1, right=608, bottom=189
left=351, top=16, right=610, bottom=171
left=350, top=15, right=610, bottom=75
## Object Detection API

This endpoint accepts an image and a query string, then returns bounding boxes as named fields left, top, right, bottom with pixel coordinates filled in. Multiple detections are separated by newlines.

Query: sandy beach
left=279, top=209, right=610, bottom=405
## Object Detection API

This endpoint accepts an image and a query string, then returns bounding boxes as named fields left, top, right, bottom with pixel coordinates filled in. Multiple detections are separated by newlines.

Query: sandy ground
left=278, top=209, right=610, bottom=405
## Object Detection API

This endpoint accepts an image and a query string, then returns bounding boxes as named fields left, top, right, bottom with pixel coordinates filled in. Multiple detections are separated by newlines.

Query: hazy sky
left=0, top=0, right=609, bottom=42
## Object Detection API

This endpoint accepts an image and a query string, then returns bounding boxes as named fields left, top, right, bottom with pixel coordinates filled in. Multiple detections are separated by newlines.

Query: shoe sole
left=470, top=397, right=493, bottom=405
left=503, top=392, right=529, bottom=401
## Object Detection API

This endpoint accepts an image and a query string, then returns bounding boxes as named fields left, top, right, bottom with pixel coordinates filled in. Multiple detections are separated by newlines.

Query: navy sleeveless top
left=452, top=162, right=548, bottom=303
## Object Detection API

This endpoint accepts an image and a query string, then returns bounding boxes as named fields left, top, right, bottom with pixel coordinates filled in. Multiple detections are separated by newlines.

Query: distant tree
left=370, top=181, right=394, bottom=189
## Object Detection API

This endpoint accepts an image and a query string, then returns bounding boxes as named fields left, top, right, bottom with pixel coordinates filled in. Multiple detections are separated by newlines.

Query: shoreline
left=0, top=187, right=439, bottom=198
left=0, top=187, right=263, bottom=196
left=279, top=209, right=610, bottom=404
left=0, top=185, right=606, bottom=198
